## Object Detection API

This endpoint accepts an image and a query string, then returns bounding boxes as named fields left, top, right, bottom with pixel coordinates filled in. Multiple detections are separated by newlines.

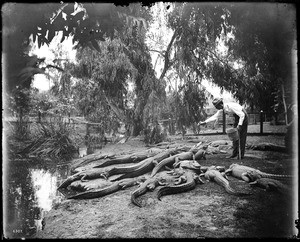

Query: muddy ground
left=35, top=135, right=298, bottom=239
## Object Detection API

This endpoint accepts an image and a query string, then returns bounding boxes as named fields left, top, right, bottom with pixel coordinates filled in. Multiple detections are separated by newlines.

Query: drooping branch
left=148, top=49, right=165, bottom=56
left=103, top=94, right=127, bottom=122
left=158, top=29, right=179, bottom=81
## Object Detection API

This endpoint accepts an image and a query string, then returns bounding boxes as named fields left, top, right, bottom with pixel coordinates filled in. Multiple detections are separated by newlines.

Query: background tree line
left=3, top=2, right=296, bottom=141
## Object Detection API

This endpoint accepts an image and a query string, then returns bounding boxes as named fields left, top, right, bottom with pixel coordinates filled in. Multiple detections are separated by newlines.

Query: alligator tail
left=157, top=186, right=171, bottom=200
left=215, top=175, right=251, bottom=196
left=224, top=185, right=250, bottom=196
left=263, top=173, right=293, bottom=179
left=131, top=192, right=143, bottom=207
left=157, top=180, right=196, bottom=200
left=111, top=163, right=154, bottom=182
left=58, top=176, right=79, bottom=189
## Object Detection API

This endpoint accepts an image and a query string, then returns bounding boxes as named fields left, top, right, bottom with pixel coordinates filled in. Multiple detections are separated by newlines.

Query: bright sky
left=31, top=32, right=76, bottom=91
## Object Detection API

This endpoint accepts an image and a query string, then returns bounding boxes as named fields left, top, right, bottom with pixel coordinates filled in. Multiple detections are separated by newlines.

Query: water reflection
left=4, top=160, right=69, bottom=239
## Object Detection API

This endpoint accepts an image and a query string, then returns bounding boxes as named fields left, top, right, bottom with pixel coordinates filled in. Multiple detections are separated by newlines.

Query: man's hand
left=198, top=121, right=206, bottom=126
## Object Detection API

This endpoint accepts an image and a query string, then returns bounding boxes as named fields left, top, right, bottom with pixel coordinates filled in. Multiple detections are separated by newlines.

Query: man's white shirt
left=204, top=102, right=245, bottom=126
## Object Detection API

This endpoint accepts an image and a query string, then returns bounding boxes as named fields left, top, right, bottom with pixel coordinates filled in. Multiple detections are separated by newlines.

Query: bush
left=18, top=117, right=79, bottom=161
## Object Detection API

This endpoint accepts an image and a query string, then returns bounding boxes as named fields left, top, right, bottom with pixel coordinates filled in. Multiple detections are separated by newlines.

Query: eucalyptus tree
left=224, top=3, right=296, bottom=122
left=147, top=2, right=226, bottom=129
left=70, top=37, right=138, bottom=133
left=3, top=2, right=149, bottom=103
left=148, top=2, right=296, bottom=123
left=69, top=3, right=165, bottom=136
left=119, top=6, right=166, bottom=135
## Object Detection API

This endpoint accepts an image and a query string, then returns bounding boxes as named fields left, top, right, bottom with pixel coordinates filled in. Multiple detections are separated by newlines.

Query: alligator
left=131, top=177, right=164, bottom=207
left=200, top=166, right=251, bottom=196
left=109, top=148, right=185, bottom=182
left=208, top=140, right=229, bottom=147
left=150, top=151, right=195, bottom=177
left=100, top=157, right=155, bottom=180
left=245, top=169, right=293, bottom=183
left=102, top=147, right=183, bottom=180
left=173, top=160, right=201, bottom=171
left=224, top=163, right=293, bottom=182
left=110, top=158, right=158, bottom=182
left=157, top=169, right=204, bottom=200
left=92, top=149, right=162, bottom=168
left=173, top=160, right=225, bottom=174
left=249, top=177, right=292, bottom=195
left=130, top=170, right=190, bottom=207
left=57, top=167, right=109, bottom=189
left=67, top=176, right=146, bottom=199
left=68, top=179, right=104, bottom=191
left=194, top=149, right=206, bottom=160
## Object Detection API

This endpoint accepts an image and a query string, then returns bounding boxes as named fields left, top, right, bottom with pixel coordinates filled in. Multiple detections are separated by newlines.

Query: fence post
left=223, top=109, right=226, bottom=134
left=85, top=123, right=90, bottom=146
left=260, top=110, right=263, bottom=134
left=38, top=110, right=41, bottom=123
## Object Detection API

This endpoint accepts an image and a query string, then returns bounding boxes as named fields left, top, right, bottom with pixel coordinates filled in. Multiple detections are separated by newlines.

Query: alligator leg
left=174, top=175, right=187, bottom=185
left=147, top=183, right=157, bottom=191
left=119, top=177, right=146, bottom=189
left=81, top=175, right=89, bottom=182
left=241, top=172, right=251, bottom=182
left=195, top=176, right=205, bottom=184
left=165, top=165, right=173, bottom=171
left=220, top=172, right=229, bottom=180
left=173, top=157, right=180, bottom=169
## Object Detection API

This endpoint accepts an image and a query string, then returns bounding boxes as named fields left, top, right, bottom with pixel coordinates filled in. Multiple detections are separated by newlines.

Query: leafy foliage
left=167, top=3, right=230, bottom=80
left=18, top=119, right=78, bottom=161
left=219, top=3, right=296, bottom=111
left=3, top=3, right=149, bottom=94
left=163, top=2, right=296, bottom=115
left=71, top=37, right=138, bottom=134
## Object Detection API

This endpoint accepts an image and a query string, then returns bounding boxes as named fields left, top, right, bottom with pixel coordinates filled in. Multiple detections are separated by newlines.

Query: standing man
left=198, top=98, right=248, bottom=159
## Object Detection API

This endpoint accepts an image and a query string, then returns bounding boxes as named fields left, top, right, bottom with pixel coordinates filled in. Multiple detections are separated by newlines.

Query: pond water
left=3, top=157, right=71, bottom=239
left=3, top=134, right=107, bottom=239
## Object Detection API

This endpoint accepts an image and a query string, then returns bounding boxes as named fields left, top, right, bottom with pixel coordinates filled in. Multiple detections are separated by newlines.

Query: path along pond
left=3, top=147, right=96, bottom=239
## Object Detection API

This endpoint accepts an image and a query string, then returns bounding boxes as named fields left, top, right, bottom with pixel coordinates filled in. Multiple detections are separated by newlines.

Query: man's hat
left=212, top=98, right=223, bottom=107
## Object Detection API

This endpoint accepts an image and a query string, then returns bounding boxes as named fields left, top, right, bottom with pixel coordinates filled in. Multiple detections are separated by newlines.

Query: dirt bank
left=35, top=135, right=298, bottom=238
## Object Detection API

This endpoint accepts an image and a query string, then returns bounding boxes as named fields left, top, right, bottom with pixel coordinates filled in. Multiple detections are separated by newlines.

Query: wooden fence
left=5, top=109, right=286, bottom=138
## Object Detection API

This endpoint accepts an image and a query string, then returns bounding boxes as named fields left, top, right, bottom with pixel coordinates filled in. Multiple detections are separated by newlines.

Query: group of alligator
left=57, top=143, right=293, bottom=207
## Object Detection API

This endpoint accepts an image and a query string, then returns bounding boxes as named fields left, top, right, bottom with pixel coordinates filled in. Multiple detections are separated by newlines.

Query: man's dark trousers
left=232, top=111, right=248, bottom=158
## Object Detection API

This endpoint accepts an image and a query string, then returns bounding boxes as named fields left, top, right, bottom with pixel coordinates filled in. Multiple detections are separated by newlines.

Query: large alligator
left=100, top=157, right=155, bottom=180
left=249, top=177, right=292, bottom=195
left=92, top=148, right=163, bottom=168
left=58, top=167, right=109, bottom=189
left=201, top=166, right=251, bottom=196
left=102, top=147, right=183, bottom=180
left=130, top=171, right=187, bottom=207
left=225, top=163, right=293, bottom=182
left=193, top=148, right=207, bottom=160
left=131, top=177, right=163, bottom=207
left=173, top=160, right=225, bottom=174
left=109, top=147, right=185, bottom=182
left=157, top=169, right=203, bottom=200
left=67, top=176, right=146, bottom=199
left=150, top=151, right=195, bottom=177
left=173, top=160, right=201, bottom=171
